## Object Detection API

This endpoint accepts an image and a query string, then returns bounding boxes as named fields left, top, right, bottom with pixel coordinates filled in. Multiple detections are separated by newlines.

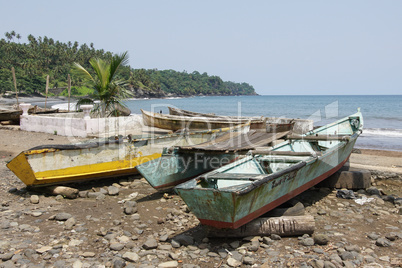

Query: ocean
left=122, top=95, right=402, bottom=152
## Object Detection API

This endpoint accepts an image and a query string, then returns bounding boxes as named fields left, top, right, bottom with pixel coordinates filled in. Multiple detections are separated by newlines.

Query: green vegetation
left=0, top=31, right=257, bottom=97
left=73, top=52, right=130, bottom=117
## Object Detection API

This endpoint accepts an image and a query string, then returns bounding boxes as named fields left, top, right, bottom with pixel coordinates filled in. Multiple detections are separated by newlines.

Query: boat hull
left=0, top=110, right=21, bottom=122
left=137, top=125, right=293, bottom=190
left=137, top=150, right=241, bottom=190
left=7, top=128, right=238, bottom=187
left=175, top=110, right=363, bottom=229
left=142, top=109, right=261, bottom=131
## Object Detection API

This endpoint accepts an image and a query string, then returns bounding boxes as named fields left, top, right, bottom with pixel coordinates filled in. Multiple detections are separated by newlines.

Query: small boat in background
left=142, top=109, right=264, bottom=131
left=168, top=107, right=217, bottom=117
left=137, top=122, right=294, bottom=190
left=0, top=109, right=21, bottom=123
left=7, top=124, right=248, bottom=187
left=175, top=109, right=363, bottom=229
left=167, top=107, right=314, bottom=134
left=0, top=106, right=59, bottom=124
left=168, top=106, right=263, bottom=121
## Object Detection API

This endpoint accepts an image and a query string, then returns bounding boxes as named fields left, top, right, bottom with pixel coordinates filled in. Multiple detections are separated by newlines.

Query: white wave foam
left=363, top=128, right=402, bottom=138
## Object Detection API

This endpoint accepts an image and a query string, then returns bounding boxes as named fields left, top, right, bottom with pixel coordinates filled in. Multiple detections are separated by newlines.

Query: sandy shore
left=0, top=96, right=71, bottom=107
left=1, top=99, right=402, bottom=267
left=350, top=149, right=402, bottom=174
left=0, top=127, right=401, bottom=267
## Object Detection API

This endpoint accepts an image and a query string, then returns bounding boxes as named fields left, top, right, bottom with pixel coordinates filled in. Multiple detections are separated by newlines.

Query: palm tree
left=72, top=51, right=130, bottom=117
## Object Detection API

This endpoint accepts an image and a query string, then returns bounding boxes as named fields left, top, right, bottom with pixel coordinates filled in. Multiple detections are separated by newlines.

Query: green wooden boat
left=137, top=123, right=294, bottom=190
left=175, top=109, right=363, bottom=229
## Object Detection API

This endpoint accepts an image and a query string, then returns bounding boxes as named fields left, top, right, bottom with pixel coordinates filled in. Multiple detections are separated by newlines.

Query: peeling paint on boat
left=175, top=109, right=363, bottom=229
left=7, top=124, right=248, bottom=187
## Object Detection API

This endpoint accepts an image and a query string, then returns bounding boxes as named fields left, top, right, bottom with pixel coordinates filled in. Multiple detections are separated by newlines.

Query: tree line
left=0, top=32, right=257, bottom=97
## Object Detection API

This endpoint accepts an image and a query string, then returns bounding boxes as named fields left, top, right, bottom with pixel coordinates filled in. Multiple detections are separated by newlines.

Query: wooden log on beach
left=206, top=215, right=315, bottom=238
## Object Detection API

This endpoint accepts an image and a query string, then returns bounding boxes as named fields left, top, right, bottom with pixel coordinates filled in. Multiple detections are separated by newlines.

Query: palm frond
left=71, top=51, right=130, bottom=117
left=72, top=62, right=95, bottom=82
left=89, top=58, right=110, bottom=95
left=109, top=51, right=129, bottom=83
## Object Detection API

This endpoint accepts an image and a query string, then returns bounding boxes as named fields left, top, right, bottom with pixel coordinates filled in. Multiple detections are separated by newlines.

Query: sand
left=0, top=126, right=401, bottom=267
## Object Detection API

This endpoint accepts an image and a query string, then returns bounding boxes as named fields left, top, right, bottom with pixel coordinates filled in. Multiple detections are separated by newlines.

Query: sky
left=1, top=0, right=401, bottom=95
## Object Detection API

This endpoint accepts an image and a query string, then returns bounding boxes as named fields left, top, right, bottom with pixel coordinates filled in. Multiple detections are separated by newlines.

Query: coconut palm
left=72, top=51, right=130, bottom=117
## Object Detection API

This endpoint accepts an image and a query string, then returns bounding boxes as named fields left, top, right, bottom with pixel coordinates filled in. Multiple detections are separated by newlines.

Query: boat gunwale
left=142, top=109, right=264, bottom=124
left=22, top=123, right=250, bottom=155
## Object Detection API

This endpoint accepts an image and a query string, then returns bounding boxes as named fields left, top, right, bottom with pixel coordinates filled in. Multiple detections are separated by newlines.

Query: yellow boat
left=7, top=124, right=249, bottom=187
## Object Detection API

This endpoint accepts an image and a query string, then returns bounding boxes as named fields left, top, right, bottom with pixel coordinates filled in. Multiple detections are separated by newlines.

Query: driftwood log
left=206, top=215, right=315, bottom=238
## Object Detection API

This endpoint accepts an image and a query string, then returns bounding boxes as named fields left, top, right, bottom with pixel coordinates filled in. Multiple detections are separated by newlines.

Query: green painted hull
left=175, top=110, right=363, bottom=229
left=137, top=149, right=240, bottom=190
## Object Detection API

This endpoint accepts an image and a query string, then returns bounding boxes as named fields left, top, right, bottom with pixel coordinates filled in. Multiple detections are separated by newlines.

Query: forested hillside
left=0, top=32, right=257, bottom=97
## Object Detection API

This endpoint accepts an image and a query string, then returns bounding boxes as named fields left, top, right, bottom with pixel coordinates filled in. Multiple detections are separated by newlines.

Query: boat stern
left=6, top=152, right=37, bottom=186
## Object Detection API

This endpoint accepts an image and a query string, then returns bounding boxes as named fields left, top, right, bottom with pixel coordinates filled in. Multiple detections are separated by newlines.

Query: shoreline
left=1, top=126, right=401, bottom=175
left=2, top=95, right=402, bottom=154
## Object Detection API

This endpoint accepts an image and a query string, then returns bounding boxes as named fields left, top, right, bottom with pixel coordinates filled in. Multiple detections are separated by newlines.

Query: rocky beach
left=0, top=124, right=401, bottom=268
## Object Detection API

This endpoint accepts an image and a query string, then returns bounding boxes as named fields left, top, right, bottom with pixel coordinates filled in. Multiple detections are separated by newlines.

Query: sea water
left=122, top=95, right=402, bottom=151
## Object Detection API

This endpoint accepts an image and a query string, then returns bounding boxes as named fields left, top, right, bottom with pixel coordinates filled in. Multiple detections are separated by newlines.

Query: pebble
left=123, top=251, right=139, bottom=262
left=317, top=209, right=327, bottom=215
left=108, top=186, right=120, bottom=196
left=310, top=259, right=324, bottom=268
left=367, top=232, right=380, bottom=240
left=87, top=192, right=102, bottom=198
left=30, top=195, right=39, bottom=204
left=51, top=212, right=73, bottom=221
left=31, top=211, right=42, bottom=217
left=227, top=257, right=242, bottom=267
left=0, top=252, right=14, bottom=261
left=158, top=261, right=179, bottom=268
left=340, top=251, right=354, bottom=260
left=379, top=256, right=390, bottom=262
left=324, top=260, right=337, bottom=268
left=96, top=193, right=106, bottom=200
left=243, top=256, right=255, bottom=265
left=376, top=237, right=392, bottom=247
left=124, top=206, right=138, bottom=215
left=143, top=238, right=158, bottom=249
left=230, top=240, right=240, bottom=249
left=78, top=191, right=88, bottom=198
left=171, top=240, right=180, bottom=248
left=173, top=234, right=194, bottom=246
left=299, top=237, right=314, bottom=246
left=314, top=234, right=329, bottom=245
left=271, top=233, right=282, bottom=240
left=36, top=246, right=52, bottom=254
left=110, top=242, right=125, bottom=251
left=366, top=187, right=381, bottom=196
left=81, top=252, right=96, bottom=257
left=248, top=240, right=260, bottom=251
left=64, top=217, right=76, bottom=229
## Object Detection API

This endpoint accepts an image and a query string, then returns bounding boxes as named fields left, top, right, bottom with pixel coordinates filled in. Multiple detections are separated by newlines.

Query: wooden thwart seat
left=178, top=131, right=290, bottom=152
left=286, top=134, right=351, bottom=141
left=201, top=173, right=263, bottom=181
left=250, top=150, right=322, bottom=157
